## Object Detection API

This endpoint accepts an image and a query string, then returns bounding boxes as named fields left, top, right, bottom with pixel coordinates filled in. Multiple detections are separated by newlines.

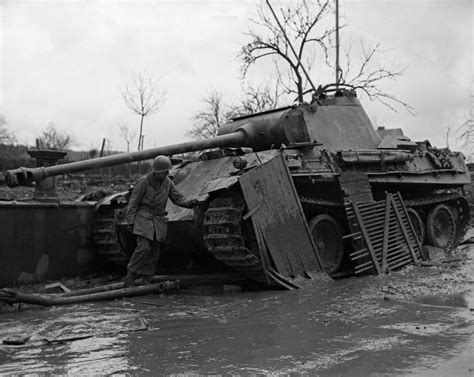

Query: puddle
left=381, top=322, right=455, bottom=336
left=0, top=303, right=145, bottom=375
left=414, top=292, right=469, bottom=308
left=1, top=244, right=473, bottom=375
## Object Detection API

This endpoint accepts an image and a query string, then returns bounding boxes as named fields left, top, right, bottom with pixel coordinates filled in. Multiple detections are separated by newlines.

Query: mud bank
left=0, top=242, right=473, bottom=375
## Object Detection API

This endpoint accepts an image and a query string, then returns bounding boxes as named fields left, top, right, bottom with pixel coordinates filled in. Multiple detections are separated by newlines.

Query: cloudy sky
left=1, top=0, right=472, bottom=157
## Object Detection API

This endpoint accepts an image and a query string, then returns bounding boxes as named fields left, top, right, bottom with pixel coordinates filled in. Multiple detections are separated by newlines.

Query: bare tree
left=188, top=90, right=229, bottom=140
left=89, top=148, right=99, bottom=158
left=240, top=1, right=412, bottom=112
left=118, top=121, right=137, bottom=153
left=457, top=92, right=473, bottom=159
left=339, top=40, right=414, bottom=113
left=37, top=123, right=73, bottom=150
left=188, top=83, right=284, bottom=140
left=122, top=73, right=166, bottom=151
left=240, top=0, right=335, bottom=102
left=459, top=119, right=474, bottom=149
left=105, top=139, right=112, bottom=156
left=229, top=81, right=283, bottom=118
left=118, top=122, right=137, bottom=177
left=0, top=115, right=16, bottom=144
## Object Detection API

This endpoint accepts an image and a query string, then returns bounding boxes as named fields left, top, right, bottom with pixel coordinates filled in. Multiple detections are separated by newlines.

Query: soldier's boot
left=141, top=275, right=153, bottom=285
left=124, top=271, right=137, bottom=287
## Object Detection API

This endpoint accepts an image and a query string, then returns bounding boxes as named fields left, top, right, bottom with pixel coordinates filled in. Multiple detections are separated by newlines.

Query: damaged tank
left=6, top=84, right=472, bottom=287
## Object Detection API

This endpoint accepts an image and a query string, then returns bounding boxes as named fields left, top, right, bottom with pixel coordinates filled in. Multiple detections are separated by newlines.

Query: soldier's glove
left=127, top=224, right=134, bottom=233
left=189, top=199, right=199, bottom=207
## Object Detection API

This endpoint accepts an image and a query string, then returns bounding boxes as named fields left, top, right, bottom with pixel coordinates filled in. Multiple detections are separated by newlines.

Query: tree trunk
left=296, top=69, right=304, bottom=103
left=138, top=115, right=145, bottom=151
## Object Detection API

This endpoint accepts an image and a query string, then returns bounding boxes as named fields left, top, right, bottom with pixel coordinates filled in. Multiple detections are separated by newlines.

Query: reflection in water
left=64, top=335, right=131, bottom=375
left=0, top=304, right=142, bottom=375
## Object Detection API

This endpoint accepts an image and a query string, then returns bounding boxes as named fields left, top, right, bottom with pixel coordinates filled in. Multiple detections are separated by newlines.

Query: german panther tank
left=6, top=84, right=471, bottom=286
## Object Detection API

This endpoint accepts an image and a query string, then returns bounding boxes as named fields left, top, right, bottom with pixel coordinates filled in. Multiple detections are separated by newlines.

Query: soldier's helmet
left=152, top=155, right=172, bottom=173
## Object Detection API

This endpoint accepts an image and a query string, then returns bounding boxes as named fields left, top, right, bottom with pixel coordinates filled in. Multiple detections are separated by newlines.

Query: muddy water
left=1, top=244, right=473, bottom=375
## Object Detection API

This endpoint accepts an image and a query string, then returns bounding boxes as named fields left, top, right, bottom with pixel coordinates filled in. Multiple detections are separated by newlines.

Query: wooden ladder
left=343, top=192, right=424, bottom=275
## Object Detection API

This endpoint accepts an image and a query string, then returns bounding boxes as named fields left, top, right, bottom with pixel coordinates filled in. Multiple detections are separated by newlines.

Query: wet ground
left=1, top=240, right=473, bottom=375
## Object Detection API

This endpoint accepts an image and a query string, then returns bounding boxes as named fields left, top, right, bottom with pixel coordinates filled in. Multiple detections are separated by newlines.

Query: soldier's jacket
left=126, top=173, right=194, bottom=241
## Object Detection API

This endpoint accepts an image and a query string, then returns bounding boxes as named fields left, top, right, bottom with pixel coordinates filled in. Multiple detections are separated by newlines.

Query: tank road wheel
left=308, top=214, right=344, bottom=275
left=407, top=208, right=425, bottom=244
left=426, top=204, right=456, bottom=250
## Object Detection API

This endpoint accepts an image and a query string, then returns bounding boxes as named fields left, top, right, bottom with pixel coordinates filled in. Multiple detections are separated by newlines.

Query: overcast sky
left=1, top=0, right=472, bottom=157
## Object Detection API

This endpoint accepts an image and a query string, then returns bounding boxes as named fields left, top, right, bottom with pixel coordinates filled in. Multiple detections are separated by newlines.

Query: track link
left=203, top=196, right=267, bottom=285
left=91, top=208, right=129, bottom=264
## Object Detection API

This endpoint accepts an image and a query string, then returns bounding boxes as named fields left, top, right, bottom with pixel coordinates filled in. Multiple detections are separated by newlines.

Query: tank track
left=404, top=192, right=464, bottom=207
left=300, top=196, right=342, bottom=207
left=299, top=197, right=347, bottom=226
left=203, top=195, right=267, bottom=285
left=91, top=207, right=129, bottom=265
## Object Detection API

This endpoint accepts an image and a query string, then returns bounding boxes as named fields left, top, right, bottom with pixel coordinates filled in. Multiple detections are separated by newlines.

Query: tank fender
left=199, top=176, right=239, bottom=198
left=334, top=150, right=415, bottom=164
left=94, top=190, right=130, bottom=209
left=196, top=150, right=283, bottom=197
left=167, top=149, right=283, bottom=222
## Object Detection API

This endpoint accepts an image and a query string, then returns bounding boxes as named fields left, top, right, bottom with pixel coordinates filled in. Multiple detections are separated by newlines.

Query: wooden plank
left=395, top=192, right=424, bottom=260
left=381, top=193, right=392, bottom=272
left=253, top=223, right=272, bottom=286
left=239, top=154, right=323, bottom=280
left=256, top=158, right=305, bottom=277
left=352, top=202, right=382, bottom=274
left=281, top=156, right=325, bottom=271
left=254, top=223, right=301, bottom=289
left=339, top=171, right=374, bottom=203
left=258, top=225, right=302, bottom=290
left=346, top=191, right=423, bottom=275
left=391, top=194, right=419, bottom=263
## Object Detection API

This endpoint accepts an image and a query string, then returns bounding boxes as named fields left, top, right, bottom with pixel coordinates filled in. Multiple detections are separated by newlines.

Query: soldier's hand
left=127, top=224, right=134, bottom=233
left=189, top=199, right=199, bottom=207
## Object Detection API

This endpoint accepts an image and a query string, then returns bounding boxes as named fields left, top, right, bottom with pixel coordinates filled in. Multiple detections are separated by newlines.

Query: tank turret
left=219, top=86, right=381, bottom=151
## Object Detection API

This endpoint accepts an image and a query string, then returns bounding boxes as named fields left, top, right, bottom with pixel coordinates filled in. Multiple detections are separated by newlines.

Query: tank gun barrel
left=6, top=130, right=247, bottom=187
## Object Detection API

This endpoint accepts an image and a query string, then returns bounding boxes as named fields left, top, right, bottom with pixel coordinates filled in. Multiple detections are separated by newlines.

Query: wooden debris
left=2, top=334, right=31, bottom=345
left=45, top=282, right=71, bottom=293
left=1, top=281, right=178, bottom=307
left=58, top=273, right=244, bottom=298
left=0, top=272, right=245, bottom=309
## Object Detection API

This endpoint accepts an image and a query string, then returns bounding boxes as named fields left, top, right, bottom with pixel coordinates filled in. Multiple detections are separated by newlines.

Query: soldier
left=125, top=155, right=198, bottom=286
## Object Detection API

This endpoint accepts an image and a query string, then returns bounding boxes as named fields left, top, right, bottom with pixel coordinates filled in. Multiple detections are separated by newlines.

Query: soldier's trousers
left=127, top=235, right=161, bottom=277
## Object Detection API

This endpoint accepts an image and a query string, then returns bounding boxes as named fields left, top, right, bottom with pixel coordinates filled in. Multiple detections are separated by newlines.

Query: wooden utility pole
left=99, top=138, right=106, bottom=157
left=335, top=0, right=341, bottom=87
